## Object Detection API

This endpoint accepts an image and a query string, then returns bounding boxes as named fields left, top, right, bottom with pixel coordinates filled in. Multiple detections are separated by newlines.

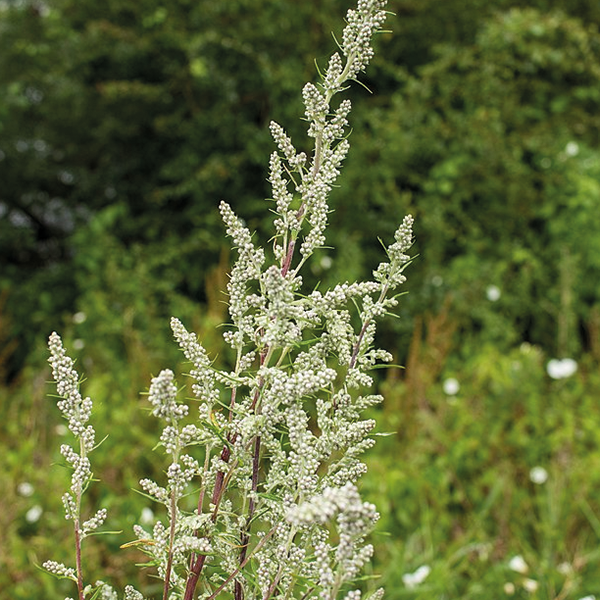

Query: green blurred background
left=2, top=0, right=600, bottom=598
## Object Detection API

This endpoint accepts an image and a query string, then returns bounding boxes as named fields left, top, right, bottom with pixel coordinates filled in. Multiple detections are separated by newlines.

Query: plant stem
left=163, top=490, right=177, bottom=600
left=235, top=346, right=271, bottom=599
left=75, top=435, right=87, bottom=600
left=281, top=239, right=296, bottom=276
left=262, top=561, right=285, bottom=600
left=74, top=515, right=84, bottom=600
left=184, top=553, right=207, bottom=600
left=349, top=285, right=388, bottom=369
left=205, top=526, right=278, bottom=600
left=185, top=377, right=241, bottom=599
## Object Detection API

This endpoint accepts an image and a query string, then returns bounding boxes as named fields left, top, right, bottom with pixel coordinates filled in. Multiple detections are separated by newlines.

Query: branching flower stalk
left=44, top=333, right=112, bottom=600
left=45, top=1, right=414, bottom=600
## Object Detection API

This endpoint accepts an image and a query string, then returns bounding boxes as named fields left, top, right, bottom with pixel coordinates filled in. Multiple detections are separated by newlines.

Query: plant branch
left=74, top=515, right=84, bottom=600
left=162, top=490, right=177, bottom=600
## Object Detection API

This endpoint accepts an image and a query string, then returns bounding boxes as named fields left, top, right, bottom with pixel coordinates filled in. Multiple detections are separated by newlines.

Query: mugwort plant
left=43, top=1, right=414, bottom=598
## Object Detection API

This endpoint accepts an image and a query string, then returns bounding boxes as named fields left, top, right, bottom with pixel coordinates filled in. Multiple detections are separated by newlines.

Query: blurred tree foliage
left=0, top=0, right=350, bottom=375
left=331, top=6, right=600, bottom=358
left=1, top=0, right=600, bottom=379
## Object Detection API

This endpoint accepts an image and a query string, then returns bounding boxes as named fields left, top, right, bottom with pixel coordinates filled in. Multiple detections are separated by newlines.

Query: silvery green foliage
left=45, top=1, right=412, bottom=600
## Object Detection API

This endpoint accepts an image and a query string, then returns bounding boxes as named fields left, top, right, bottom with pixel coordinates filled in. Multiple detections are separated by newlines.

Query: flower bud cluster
left=269, top=152, right=295, bottom=244
left=325, top=100, right=352, bottom=143
left=323, top=52, right=344, bottom=92
left=148, top=369, right=187, bottom=422
left=171, top=317, right=220, bottom=407
left=139, top=478, right=168, bottom=502
left=343, top=589, right=384, bottom=600
left=257, top=266, right=307, bottom=347
left=136, top=364, right=216, bottom=592
left=341, top=0, right=387, bottom=79
left=269, top=120, right=299, bottom=164
left=47, top=331, right=111, bottom=598
left=92, top=582, right=118, bottom=600
left=303, top=83, right=329, bottom=129
left=42, top=560, right=77, bottom=580
left=262, top=3, right=389, bottom=270
left=81, top=508, right=108, bottom=538
left=374, top=214, right=415, bottom=287
left=286, top=482, right=374, bottom=527
left=48, top=332, right=94, bottom=444
left=123, top=586, right=144, bottom=600
left=284, top=484, right=380, bottom=598
left=219, top=200, right=266, bottom=336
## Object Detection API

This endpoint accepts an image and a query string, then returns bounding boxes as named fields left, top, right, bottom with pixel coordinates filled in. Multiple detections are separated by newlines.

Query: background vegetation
left=1, top=0, right=600, bottom=598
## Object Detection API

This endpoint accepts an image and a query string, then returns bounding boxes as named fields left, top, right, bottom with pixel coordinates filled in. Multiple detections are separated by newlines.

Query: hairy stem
left=185, top=379, right=240, bottom=598
left=74, top=515, right=84, bottom=600
left=205, top=526, right=278, bottom=600
left=262, top=561, right=285, bottom=600
left=74, top=435, right=87, bottom=600
left=349, top=284, right=389, bottom=369
left=162, top=490, right=177, bottom=600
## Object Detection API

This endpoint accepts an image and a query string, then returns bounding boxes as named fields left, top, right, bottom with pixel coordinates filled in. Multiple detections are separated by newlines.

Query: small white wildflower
left=557, top=562, right=572, bottom=575
left=529, top=466, right=548, bottom=485
left=140, top=507, right=155, bottom=525
left=25, top=505, right=43, bottom=523
left=443, top=378, right=460, bottom=396
left=565, top=141, right=579, bottom=157
left=578, top=596, right=596, bottom=600
left=320, top=255, right=333, bottom=270
left=486, top=285, right=501, bottom=301
left=72, top=311, right=87, bottom=324
left=547, top=358, right=578, bottom=379
left=402, top=565, right=431, bottom=589
left=522, top=578, right=539, bottom=593
left=17, top=482, right=34, bottom=497
left=55, top=423, right=68, bottom=436
left=503, top=582, right=516, bottom=595
left=508, top=555, right=529, bottom=574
